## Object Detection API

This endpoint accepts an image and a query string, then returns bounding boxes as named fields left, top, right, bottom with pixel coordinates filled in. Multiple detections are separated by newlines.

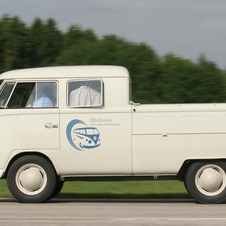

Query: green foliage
left=160, top=54, right=226, bottom=103
left=63, top=25, right=97, bottom=48
left=28, top=18, right=62, bottom=67
left=0, top=15, right=226, bottom=104
left=0, top=15, right=30, bottom=72
left=0, top=15, right=62, bottom=71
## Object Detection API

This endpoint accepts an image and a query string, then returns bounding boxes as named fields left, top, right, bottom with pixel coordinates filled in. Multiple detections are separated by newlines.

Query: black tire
left=7, top=155, right=57, bottom=203
left=185, top=161, right=226, bottom=204
left=49, top=180, right=64, bottom=199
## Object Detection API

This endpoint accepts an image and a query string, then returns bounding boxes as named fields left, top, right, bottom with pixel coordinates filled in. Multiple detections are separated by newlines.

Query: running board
left=60, top=175, right=178, bottom=182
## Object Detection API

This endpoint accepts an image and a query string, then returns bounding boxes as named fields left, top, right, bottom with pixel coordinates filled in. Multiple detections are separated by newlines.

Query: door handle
left=45, top=124, right=58, bottom=129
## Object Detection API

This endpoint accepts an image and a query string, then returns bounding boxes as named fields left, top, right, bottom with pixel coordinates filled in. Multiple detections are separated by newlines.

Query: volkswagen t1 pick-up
left=0, top=65, right=226, bottom=204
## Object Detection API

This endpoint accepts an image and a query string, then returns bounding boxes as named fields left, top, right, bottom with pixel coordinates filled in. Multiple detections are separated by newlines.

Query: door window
left=3, top=82, right=57, bottom=109
left=0, top=83, right=15, bottom=108
left=8, top=83, right=35, bottom=108
left=31, top=82, right=57, bottom=108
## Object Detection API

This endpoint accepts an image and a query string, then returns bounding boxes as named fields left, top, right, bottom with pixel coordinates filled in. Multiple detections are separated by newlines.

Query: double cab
left=0, top=65, right=226, bottom=204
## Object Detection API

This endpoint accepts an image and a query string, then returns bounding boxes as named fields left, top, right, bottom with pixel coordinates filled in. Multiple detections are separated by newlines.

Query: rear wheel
left=185, top=161, right=226, bottom=204
left=7, top=155, right=57, bottom=203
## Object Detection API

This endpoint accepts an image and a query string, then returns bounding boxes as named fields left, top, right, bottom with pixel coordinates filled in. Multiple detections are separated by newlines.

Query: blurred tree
left=160, top=54, right=226, bottom=103
left=29, top=18, right=62, bottom=67
left=0, top=15, right=30, bottom=73
left=63, top=25, right=96, bottom=48
left=197, top=55, right=226, bottom=102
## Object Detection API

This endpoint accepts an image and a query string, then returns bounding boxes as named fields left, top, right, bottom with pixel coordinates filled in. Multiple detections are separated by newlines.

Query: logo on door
left=66, top=119, right=101, bottom=151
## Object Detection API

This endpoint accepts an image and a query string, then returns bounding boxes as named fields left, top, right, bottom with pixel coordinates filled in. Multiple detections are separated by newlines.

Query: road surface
left=0, top=198, right=226, bottom=225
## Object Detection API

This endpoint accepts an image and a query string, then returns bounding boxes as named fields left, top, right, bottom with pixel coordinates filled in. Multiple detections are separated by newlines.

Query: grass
left=0, top=180, right=12, bottom=198
left=0, top=179, right=191, bottom=199
left=58, top=180, right=191, bottom=199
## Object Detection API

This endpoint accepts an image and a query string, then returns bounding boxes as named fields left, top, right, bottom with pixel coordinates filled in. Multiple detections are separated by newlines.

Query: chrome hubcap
left=16, top=164, right=47, bottom=195
left=195, top=164, right=226, bottom=196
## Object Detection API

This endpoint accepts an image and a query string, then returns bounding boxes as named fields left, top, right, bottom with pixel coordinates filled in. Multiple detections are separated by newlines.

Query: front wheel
left=7, top=155, right=57, bottom=203
left=49, top=180, right=64, bottom=199
left=185, top=161, right=226, bottom=204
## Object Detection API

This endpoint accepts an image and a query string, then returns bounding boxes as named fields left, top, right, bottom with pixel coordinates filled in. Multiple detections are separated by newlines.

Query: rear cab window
left=67, top=79, right=103, bottom=107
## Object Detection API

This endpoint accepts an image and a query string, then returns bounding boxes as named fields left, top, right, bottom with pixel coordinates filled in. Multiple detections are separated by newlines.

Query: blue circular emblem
left=66, top=119, right=101, bottom=151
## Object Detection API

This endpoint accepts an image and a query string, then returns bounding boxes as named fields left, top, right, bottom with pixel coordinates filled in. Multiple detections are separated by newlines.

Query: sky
left=1, top=0, right=226, bottom=69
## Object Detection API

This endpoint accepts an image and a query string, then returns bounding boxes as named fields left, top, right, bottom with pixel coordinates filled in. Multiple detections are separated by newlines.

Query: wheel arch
left=3, top=152, right=58, bottom=179
left=177, top=158, right=226, bottom=182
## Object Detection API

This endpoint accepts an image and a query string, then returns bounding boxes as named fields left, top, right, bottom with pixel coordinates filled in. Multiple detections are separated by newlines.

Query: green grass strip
left=0, top=179, right=191, bottom=199
left=59, top=180, right=191, bottom=199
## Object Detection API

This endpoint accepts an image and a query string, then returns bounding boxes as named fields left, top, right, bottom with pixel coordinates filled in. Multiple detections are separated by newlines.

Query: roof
left=0, top=65, right=130, bottom=80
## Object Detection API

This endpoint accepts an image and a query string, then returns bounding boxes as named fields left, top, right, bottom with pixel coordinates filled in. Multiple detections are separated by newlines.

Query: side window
left=8, top=83, right=35, bottom=108
left=32, top=82, right=57, bottom=108
left=68, top=79, right=103, bottom=107
left=0, top=83, right=15, bottom=108
left=6, top=82, right=57, bottom=109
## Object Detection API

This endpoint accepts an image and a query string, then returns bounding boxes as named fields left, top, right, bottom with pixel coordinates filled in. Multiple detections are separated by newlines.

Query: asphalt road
left=0, top=198, right=226, bottom=226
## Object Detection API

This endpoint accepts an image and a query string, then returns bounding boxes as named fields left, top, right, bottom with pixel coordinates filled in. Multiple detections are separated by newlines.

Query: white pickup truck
left=0, top=65, right=226, bottom=204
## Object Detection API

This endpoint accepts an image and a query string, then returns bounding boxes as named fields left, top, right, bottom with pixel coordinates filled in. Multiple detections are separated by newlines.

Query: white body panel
left=0, top=109, right=60, bottom=170
left=132, top=104, right=226, bottom=174
left=0, top=66, right=225, bottom=179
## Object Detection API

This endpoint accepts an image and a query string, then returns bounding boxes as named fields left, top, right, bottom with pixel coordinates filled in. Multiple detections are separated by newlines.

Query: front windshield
left=0, top=83, right=15, bottom=108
